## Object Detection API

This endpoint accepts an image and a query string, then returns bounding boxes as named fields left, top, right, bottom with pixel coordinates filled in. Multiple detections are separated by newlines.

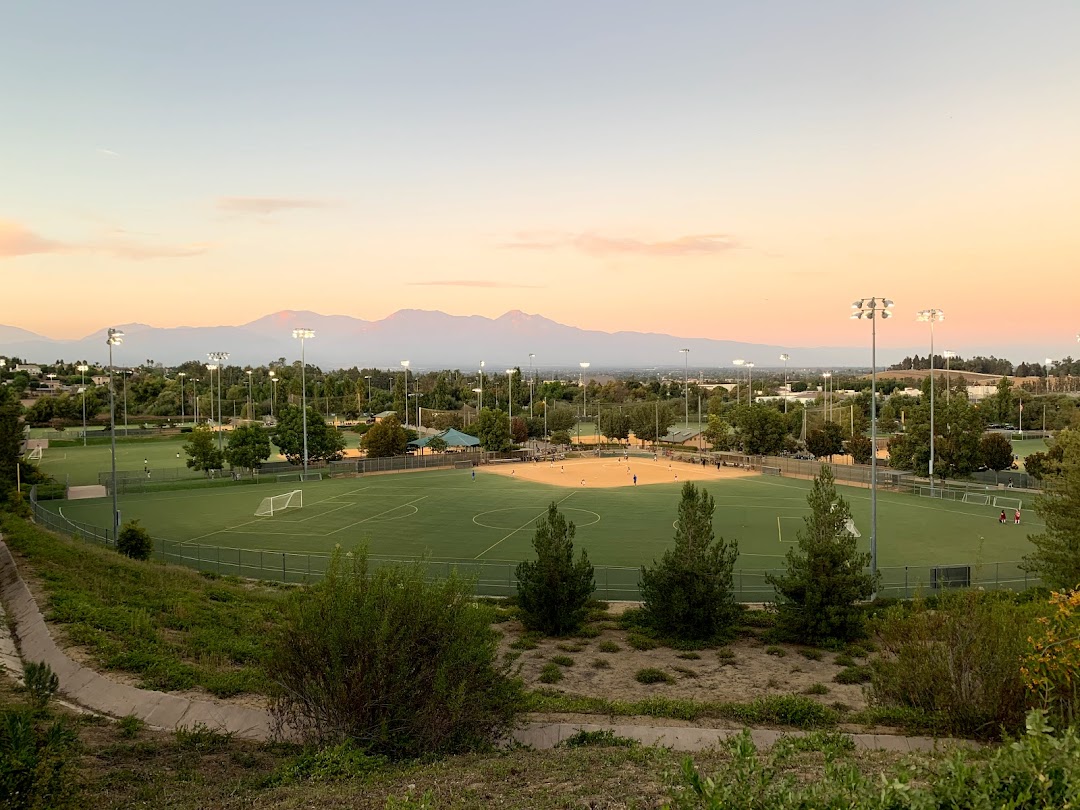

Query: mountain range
left=1, top=309, right=913, bottom=371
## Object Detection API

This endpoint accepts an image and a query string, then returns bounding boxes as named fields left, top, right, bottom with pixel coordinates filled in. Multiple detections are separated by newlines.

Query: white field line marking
left=325, top=496, right=429, bottom=536
left=473, top=491, right=577, bottom=560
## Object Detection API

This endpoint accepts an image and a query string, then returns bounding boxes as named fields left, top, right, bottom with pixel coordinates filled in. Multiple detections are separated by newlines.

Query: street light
left=746, top=362, right=755, bottom=404
left=292, top=329, right=315, bottom=475
left=76, top=365, right=89, bottom=446
left=208, top=352, right=230, bottom=451
left=106, top=328, right=124, bottom=541
left=733, top=359, right=745, bottom=405
left=823, top=372, right=832, bottom=423
left=479, top=361, right=485, bottom=410
left=471, top=388, right=482, bottom=419
left=178, top=372, right=187, bottom=424
left=400, top=361, right=410, bottom=426
left=679, top=348, right=690, bottom=427
left=246, top=370, right=253, bottom=420
left=528, top=353, right=535, bottom=417
left=916, top=309, right=944, bottom=494
left=779, top=354, right=790, bottom=413
left=363, top=375, right=372, bottom=413
left=851, top=296, right=893, bottom=596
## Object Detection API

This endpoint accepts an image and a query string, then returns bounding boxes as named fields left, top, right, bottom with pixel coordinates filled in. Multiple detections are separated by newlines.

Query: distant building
left=14, top=364, right=41, bottom=376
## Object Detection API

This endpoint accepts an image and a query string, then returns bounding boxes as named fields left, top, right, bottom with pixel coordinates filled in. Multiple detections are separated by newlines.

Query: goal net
left=255, top=490, right=302, bottom=517
left=761, top=465, right=782, bottom=476
left=300, top=472, right=322, bottom=482
left=961, top=493, right=991, bottom=506
left=993, top=496, right=1022, bottom=512
left=454, top=460, right=474, bottom=470
left=27, top=447, right=43, bottom=460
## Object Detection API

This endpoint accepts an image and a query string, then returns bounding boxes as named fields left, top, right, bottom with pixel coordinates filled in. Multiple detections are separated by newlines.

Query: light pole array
left=106, top=328, right=124, bottom=541
left=780, top=353, right=790, bottom=413
left=400, top=360, right=410, bottom=426
left=293, top=329, right=315, bottom=475
left=851, top=296, right=893, bottom=597
left=733, top=359, right=745, bottom=405
left=679, top=348, right=690, bottom=427
left=506, top=369, right=514, bottom=420
left=916, top=309, right=944, bottom=494
left=77, top=364, right=89, bottom=446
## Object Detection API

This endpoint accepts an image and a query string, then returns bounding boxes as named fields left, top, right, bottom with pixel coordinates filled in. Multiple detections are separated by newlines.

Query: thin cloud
left=98, top=148, right=120, bottom=158
left=503, top=231, right=740, bottom=257
left=0, top=220, right=68, bottom=258
left=408, top=280, right=544, bottom=289
left=217, top=196, right=332, bottom=215
left=0, top=219, right=207, bottom=261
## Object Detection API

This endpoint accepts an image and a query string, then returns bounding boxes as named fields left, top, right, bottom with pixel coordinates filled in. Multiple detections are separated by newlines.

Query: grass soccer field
left=44, top=457, right=1043, bottom=598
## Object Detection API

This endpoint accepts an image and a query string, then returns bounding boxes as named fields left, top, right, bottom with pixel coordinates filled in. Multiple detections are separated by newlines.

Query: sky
left=2, top=1, right=1079, bottom=358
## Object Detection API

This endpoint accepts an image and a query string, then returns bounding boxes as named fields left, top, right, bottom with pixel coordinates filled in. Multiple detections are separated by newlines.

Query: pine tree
left=1022, top=429, right=1080, bottom=589
left=639, top=482, right=740, bottom=641
left=515, top=503, right=595, bottom=636
left=767, top=465, right=877, bottom=643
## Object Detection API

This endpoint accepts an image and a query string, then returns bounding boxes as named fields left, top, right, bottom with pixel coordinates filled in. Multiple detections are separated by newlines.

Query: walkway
left=0, top=537, right=968, bottom=752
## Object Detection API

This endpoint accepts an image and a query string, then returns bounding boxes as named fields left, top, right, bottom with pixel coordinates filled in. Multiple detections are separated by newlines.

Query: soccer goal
left=255, top=490, right=302, bottom=517
left=993, top=496, right=1022, bottom=512
left=761, top=465, right=782, bottom=476
left=454, top=460, right=474, bottom=470
left=26, top=446, right=43, bottom=460
left=916, top=485, right=943, bottom=498
left=276, top=473, right=301, bottom=483
left=962, top=493, right=991, bottom=506
left=300, top=472, right=322, bottom=482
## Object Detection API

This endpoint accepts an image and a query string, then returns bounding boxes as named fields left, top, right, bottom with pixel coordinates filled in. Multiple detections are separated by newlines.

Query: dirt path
left=482, top=455, right=754, bottom=489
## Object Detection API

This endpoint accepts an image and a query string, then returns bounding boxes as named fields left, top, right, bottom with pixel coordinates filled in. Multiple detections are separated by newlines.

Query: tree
left=515, top=503, right=595, bottom=635
left=225, top=423, right=272, bottom=473
left=273, top=405, right=347, bottom=464
left=546, top=406, right=576, bottom=434
left=767, top=465, right=877, bottom=643
left=732, top=405, right=789, bottom=455
left=599, top=408, right=631, bottom=443
left=887, top=386, right=985, bottom=479
left=980, top=433, right=1015, bottom=480
left=510, top=417, right=529, bottom=445
left=362, top=415, right=409, bottom=458
left=426, top=435, right=448, bottom=453
left=1025, top=444, right=1064, bottom=481
left=847, top=434, right=873, bottom=465
left=0, top=387, right=24, bottom=502
left=475, top=408, right=511, bottom=452
left=703, top=414, right=733, bottom=451
left=550, top=430, right=571, bottom=445
left=638, top=482, right=740, bottom=641
left=629, top=402, right=676, bottom=445
left=1022, top=429, right=1080, bottom=589
left=183, top=424, right=224, bottom=476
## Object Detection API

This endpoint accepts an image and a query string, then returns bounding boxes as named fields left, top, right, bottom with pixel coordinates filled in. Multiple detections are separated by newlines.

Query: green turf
left=1010, top=438, right=1050, bottom=470
left=44, top=464, right=1043, bottom=599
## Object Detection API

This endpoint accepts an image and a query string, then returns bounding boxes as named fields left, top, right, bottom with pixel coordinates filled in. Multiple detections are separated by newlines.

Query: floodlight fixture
left=105, top=328, right=125, bottom=542
left=291, top=329, right=315, bottom=474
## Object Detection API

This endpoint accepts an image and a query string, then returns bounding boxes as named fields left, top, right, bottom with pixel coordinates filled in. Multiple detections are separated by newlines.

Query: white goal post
left=993, top=496, right=1022, bottom=512
left=961, top=493, right=991, bottom=506
left=255, top=490, right=302, bottom=517
left=27, top=446, right=43, bottom=460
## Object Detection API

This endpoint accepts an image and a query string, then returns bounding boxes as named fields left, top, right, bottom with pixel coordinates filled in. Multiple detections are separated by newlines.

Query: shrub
left=833, top=666, right=872, bottom=685
left=871, top=590, right=1038, bottom=737
left=21, top=661, right=59, bottom=710
left=673, top=665, right=699, bottom=679
left=676, top=651, right=701, bottom=660
left=555, top=641, right=586, bottom=653
left=117, top=519, right=153, bottom=561
left=267, top=547, right=522, bottom=758
left=549, top=655, right=575, bottom=667
left=799, top=648, right=823, bottom=661
left=733, top=694, right=837, bottom=728
left=590, top=658, right=611, bottom=669
left=716, top=648, right=736, bottom=663
left=270, top=740, right=388, bottom=785
left=767, top=466, right=876, bottom=644
left=576, top=624, right=602, bottom=639
left=559, top=729, right=637, bottom=748
left=175, top=722, right=233, bottom=752
left=1022, top=586, right=1080, bottom=728
left=639, top=482, right=740, bottom=641
left=0, top=707, right=79, bottom=810
left=117, top=714, right=144, bottom=739
left=598, top=640, right=621, bottom=653
left=765, top=646, right=786, bottom=657
left=538, top=663, right=563, bottom=684
left=515, top=503, right=595, bottom=636
left=803, top=683, right=829, bottom=696
left=833, top=653, right=856, bottom=668
left=627, top=632, right=659, bottom=651
left=635, top=668, right=675, bottom=685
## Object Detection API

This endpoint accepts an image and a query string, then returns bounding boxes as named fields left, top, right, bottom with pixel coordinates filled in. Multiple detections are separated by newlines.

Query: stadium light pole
left=1045, top=358, right=1054, bottom=395
left=747, top=363, right=755, bottom=404
left=479, top=361, right=485, bottom=410
left=471, top=388, right=482, bottom=421
left=779, top=354, right=790, bottom=413
left=506, top=369, right=514, bottom=420
left=580, top=362, right=590, bottom=423
left=363, top=375, right=371, bottom=413
left=270, top=374, right=278, bottom=419
left=529, top=353, right=535, bottom=417
left=679, top=348, right=690, bottom=427
left=733, top=359, right=745, bottom=405
left=823, top=372, right=832, bottom=423
left=122, top=369, right=129, bottom=435
left=178, top=372, right=187, bottom=424
left=76, top=364, right=89, bottom=445
left=292, top=329, right=315, bottom=475
left=400, top=361, right=410, bottom=426
left=208, top=352, right=230, bottom=451
left=916, top=309, right=944, bottom=495
left=246, top=370, right=253, bottom=420
left=851, top=297, right=893, bottom=598
left=943, top=351, right=956, bottom=404
left=106, top=328, right=124, bottom=542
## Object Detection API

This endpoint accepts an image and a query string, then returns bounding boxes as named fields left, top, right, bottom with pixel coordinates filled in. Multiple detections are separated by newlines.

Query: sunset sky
left=2, top=2, right=1078, bottom=358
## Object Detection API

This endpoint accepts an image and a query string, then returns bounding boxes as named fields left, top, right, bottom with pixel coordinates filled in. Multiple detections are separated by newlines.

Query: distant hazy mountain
left=1, top=309, right=904, bottom=370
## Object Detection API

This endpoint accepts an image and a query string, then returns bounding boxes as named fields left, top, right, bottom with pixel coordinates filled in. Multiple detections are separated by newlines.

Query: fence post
left=282, top=553, right=287, bottom=584
left=995, top=562, right=999, bottom=590
left=904, top=566, right=908, bottom=598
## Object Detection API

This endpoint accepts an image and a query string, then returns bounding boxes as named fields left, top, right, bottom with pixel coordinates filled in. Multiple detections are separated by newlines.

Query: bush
left=833, top=653, right=855, bottom=668
left=515, top=503, right=595, bottom=636
left=871, top=590, right=1039, bottom=737
left=538, top=663, right=563, bottom=684
left=549, top=655, right=575, bottom=667
left=803, top=683, right=829, bottom=696
left=635, top=668, right=675, bottom=685
left=590, top=658, right=611, bottom=669
left=1022, top=586, right=1080, bottom=729
left=767, top=466, right=876, bottom=644
left=559, top=729, right=637, bottom=748
left=627, top=632, right=659, bottom=651
left=21, top=661, right=59, bottom=710
left=598, top=641, right=621, bottom=653
left=833, top=666, right=872, bottom=685
left=116, top=519, right=153, bottom=561
left=765, top=646, right=786, bottom=657
left=267, top=547, right=522, bottom=758
left=639, top=483, right=740, bottom=641
left=0, top=707, right=79, bottom=810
